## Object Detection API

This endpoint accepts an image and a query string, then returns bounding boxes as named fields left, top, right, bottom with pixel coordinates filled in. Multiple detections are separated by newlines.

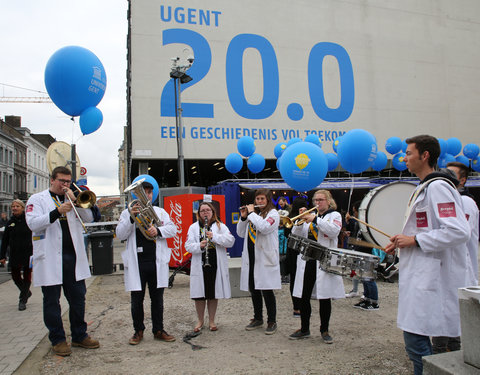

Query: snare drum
left=358, top=181, right=416, bottom=249
left=287, top=234, right=306, bottom=253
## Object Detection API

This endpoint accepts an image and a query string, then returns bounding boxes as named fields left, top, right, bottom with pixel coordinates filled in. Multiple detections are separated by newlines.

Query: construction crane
left=0, top=83, right=52, bottom=103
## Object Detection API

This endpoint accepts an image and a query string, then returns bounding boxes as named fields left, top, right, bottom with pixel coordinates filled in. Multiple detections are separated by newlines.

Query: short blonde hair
left=11, top=199, right=25, bottom=209
left=313, top=190, right=337, bottom=210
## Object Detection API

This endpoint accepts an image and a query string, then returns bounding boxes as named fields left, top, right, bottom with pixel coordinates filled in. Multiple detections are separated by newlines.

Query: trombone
left=279, top=206, right=318, bottom=229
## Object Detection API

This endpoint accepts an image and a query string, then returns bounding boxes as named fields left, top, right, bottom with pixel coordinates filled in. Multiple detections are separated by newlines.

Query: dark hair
left=196, top=201, right=221, bottom=229
left=405, top=135, right=440, bottom=168
left=278, top=197, right=288, bottom=203
left=352, top=200, right=362, bottom=213
left=290, top=197, right=308, bottom=218
left=51, top=166, right=72, bottom=180
left=255, top=188, right=275, bottom=218
left=447, top=161, right=469, bottom=181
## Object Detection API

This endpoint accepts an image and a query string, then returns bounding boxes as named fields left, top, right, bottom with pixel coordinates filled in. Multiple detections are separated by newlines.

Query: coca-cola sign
left=168, top=200, right=184, bottom=264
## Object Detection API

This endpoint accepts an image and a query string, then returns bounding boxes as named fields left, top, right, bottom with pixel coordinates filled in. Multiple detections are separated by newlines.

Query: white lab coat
left=398, top=179, right=470, bottom=337
left=26, top=189, right=93, bottom=287
left=292, top=211, right=345, bottom=300
left=236, top=209, right=281, bottom=291
left=185, top=221, right=235, bottom=299
left=116, top=207, right=177, bottom=292
left=461, top=194, right=479, bottom=285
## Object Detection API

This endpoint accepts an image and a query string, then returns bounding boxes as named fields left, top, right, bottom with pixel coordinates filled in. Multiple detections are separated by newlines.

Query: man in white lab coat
left=385, top=135, right=469, bottom=375
left=26, top=166, right=99, bottom=357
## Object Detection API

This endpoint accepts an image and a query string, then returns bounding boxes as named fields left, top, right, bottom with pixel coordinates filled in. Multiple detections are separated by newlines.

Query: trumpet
left=279, top=206, right=318, bottom=229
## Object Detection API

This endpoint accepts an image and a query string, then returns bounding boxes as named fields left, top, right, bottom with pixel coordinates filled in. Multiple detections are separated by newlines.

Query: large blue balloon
left=463, top=143, right=480, bottom=159
left=237, top=136, right=255, bottom=157
left=247, top=153, right=265, bottom=174
left=372, top=151, right=388, bottom=171
left=455, top=155, right=469, bottom=167
left=385, top=137, right=402, bottom=155
left=279, top=142, right=328, bottom=191
left=472, top=156, right=480, bottom=172
left=325, top=153, right=339, bottom=171
left=446, top=137, right=462, bottom=156
left=79, top=106, right=103, bottom=135
left=274, top=142, right=287, bottom=158
left=304, top=134, right=322, bottom=147
left=337, top=129, right=377, bottom=174
left=131, top=175, right=159, bottom=203
left=438, top=138, right=447, bottom=156
left=392, top=152, right=407, bottom=171
left=225, top=153, right=243, bottom=174
left=45, top=46, right=107, bottom=117
left=438, top=153, right=456, bottom=168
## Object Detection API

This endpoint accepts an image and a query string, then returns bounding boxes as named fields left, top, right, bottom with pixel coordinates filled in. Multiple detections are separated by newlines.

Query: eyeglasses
left=313, top=198, right=327, bottom=202
left=199, top=209, right=212, bottom=213
left=56, top=178, right=72, bottom=185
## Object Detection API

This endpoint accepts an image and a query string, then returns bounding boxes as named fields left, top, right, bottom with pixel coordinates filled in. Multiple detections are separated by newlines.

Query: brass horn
left=279, top=206, right=318, bottom=229
left=72, top=183, right=96, bottom=209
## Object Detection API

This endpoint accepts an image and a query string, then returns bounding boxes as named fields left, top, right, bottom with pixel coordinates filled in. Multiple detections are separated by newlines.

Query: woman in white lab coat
left=237, top=188, right=281, bottom=335
left=289, top=190, right=345, bottom=343
left=185, top=201, right=235, bottom=332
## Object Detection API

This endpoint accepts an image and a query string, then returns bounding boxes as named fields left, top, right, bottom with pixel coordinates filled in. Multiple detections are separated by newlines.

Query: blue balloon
left=279, top=142, right=328, bottom=191
left=463, top=143, right=480, bottom=159
left=392, top=152, right=407, bottom=171
left=332, top=136, right=342, bottom=153
left=237, top=136, right=255, bottom=157
left=401, top=140, right=408, bottom=152
left=325, top=153, right=338, bottom=171
left=44, top=46, right=107, bottom=117
left=274, top=142, right=288, bottom=158
left=131, top=174, right=159, bottom=203
left=79, top=107, right=103, bottom=135
left=225, top=153, right=243, bottom=174
left=287, top=137, right=302, bottom=147
left=385, top=137, right=402, bottom=155
left=304, top=134, right=322, bottom=147
left=446, top=137, right=462, bottom=156
left=438, top=153, right=456, bottom=168
left=276, top=156, right=282, bottom=171
left=455, top=155, right=469, bottom=167
left=438, top=138, right=447, bottom=156
left=372, top=151, right=388, bottom=171
left=337, top=129, right=377, bottom=174
left=472, top=156, right=480, bottom=172
left=247, top=153, right=265, bottom=174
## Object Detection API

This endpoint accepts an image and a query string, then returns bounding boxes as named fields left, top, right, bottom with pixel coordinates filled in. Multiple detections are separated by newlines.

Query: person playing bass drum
left=185, top=201, right=235, bottom=332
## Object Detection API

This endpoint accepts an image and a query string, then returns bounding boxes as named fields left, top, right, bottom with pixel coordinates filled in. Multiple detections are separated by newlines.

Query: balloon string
left=347, top=174, right=354, bottom=214
left=70, top=116, right=76, bottom=145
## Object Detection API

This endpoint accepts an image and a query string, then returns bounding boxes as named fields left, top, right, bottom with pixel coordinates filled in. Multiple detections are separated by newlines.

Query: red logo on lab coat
left=466, top=214, right=470, bottom=221
left=26, top=204, right=33, bottom=213
left=437, top=202, right=456, bottom=218
left=416, top=212, right=428, bottom=228
left=267, top=217, right=275, bottom=225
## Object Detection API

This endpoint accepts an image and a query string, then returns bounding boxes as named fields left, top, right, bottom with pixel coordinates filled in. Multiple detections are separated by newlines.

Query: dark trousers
left=431, top=336, right=461, bottom=354
left=11, top=264, right=32, bottom=285
left=286, top=248, right=301, bottom=311
left=248, top=257, right=276, bottom=323
left=42, top=253, right=87, bottom=346
left=300, top=259, right=331, bottom=333
left=131, top=261, right=165, bottom=333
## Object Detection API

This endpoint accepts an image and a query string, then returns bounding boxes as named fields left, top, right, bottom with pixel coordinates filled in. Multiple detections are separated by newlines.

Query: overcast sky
left=1, top=0, right=128, bottom=196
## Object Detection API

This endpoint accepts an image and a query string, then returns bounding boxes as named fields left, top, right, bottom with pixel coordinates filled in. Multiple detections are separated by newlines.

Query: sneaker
left=362, top=302, right=379, bottom=311
left=245, top=319, right=264, bottom=331
left=72, top=336, right=100, bottom=349
left=129, top=330, right=144, bottom=345
left=321, top=331, right=333, bottom=344
left=265, top=322, right=277, bottom=335
left=52, top=341, right=72, bottom=356
left=154, top=330, right=176, bottom=342
left=289, top=329, right=310, bottom=340
left=345, top=290, right=360, bottom=298
left=353, top=300, right=368, bottom=309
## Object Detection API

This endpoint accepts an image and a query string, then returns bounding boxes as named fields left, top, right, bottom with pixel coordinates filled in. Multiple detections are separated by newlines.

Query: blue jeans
left=403, top=331, right=432, bottom=375
left=42, top=253, right=87, bottom=346
left=362, top=279, right=378, bottom=302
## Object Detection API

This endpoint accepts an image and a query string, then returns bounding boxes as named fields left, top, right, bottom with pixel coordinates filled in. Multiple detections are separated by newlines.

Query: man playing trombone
left=25, top=166, right=99, bottom=357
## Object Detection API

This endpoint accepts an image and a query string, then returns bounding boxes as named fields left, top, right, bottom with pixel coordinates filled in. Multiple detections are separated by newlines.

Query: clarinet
left=203, top=217, right=211, bottom=267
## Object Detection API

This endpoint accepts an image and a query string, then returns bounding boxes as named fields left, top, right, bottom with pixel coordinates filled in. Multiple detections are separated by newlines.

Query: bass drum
left=358, top=181, right=416, bottom=249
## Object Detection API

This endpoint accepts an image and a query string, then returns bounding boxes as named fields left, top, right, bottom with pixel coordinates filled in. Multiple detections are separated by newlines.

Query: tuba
left=124, top=178, right=161, bottom=241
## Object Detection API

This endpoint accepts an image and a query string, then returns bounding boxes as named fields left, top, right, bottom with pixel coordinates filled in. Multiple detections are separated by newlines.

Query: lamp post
left=170, top=55, right=193, bottom=187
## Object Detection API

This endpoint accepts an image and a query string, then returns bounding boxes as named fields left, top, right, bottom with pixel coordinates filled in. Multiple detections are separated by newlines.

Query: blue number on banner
left=308, top=42, right=354, bottom=122
left=160, top=29, right=213, bottom=118
left=226, top=34, right=279, bottom=119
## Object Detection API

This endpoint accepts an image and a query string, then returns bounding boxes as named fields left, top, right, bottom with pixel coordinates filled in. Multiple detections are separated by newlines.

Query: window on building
left=0, top=146, right=3, bottom=163
left=8, top=175, right=13, bottom=193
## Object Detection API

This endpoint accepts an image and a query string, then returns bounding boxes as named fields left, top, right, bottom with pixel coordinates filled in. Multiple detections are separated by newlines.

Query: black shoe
left=353, top=300, right=368, bottom=309
left=245, top=319, right=263, bottom=331
left=265, top=322, right=277, bottom=335
left=289, top=329, right=310, bottom=340
left=321, top=331, right=333, bottom=344
left=18, top=301, right=26, bottom=311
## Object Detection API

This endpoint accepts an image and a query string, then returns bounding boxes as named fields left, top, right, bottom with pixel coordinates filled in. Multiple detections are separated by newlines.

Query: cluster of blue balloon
left=44, top=46, right=107, bottom=135
left=224, top=136, right=266, bottom=174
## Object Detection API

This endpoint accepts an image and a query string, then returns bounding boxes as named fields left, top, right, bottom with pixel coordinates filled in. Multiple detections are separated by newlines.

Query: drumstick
left=347, top=238, right=385, bottom=251
left=350, top=216, right=391, bottom=238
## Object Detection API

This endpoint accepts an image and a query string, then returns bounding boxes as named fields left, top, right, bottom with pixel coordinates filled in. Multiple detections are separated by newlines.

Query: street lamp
left=170, top=55, right=193, bottom=187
